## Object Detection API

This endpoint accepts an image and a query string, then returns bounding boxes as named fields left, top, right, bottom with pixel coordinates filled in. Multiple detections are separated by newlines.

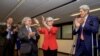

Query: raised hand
left=32, top=18, right=40, bottom=27
left=41, top=16, right=46, bottom=22
left=33, top=18, right=39, bottom=24
left=74, top=18, right=81, bottom=28
left=28, top=32, right=35, bottom=37
left=41, top=16, right=47, bottom=25
left=79, top=18, right=84, bottom=25
left=41, top=16, right=50, bottom=30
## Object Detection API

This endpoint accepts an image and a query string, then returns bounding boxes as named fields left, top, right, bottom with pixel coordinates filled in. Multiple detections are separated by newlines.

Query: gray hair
left=46, top=17, right=54, bottom=21
left=80, top=5, right=90, bottom=12
left=21, top=17, right=31, bottom=25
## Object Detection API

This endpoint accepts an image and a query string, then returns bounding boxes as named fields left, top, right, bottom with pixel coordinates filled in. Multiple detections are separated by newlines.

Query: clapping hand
left=74, top=17, right=84, bottom=28
left=28, top=32, right=35, bottom=38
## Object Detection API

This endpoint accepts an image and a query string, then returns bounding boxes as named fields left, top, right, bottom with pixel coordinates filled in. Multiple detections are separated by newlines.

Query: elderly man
left=18, top=17, right=40, bottom=56
left=73, top=5, right=99, bottom=56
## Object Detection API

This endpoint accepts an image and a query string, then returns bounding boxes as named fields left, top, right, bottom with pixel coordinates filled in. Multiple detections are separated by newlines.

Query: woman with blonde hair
left=34, top=16, right=60, bottom=56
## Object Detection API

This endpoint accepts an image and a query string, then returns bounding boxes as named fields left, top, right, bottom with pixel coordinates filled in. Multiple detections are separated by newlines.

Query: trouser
left=3, top=39, right=14, bottom=56
left=20, top=43, right=38, bottom=56
left=75, top=40, right=91, bottom=56
left=43, top=48, right=57, bottom=56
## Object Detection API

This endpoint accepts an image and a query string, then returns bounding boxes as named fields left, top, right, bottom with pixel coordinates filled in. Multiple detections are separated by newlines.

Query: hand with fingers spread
left=41, top=16, right=51, bottom=29
left=41, top=16, right=47, bottom=26
left=33, top=18, right=40, bottom=27
left=41, top=16, right=46, bottom=24
left=34, top=18, right=39, bottom=24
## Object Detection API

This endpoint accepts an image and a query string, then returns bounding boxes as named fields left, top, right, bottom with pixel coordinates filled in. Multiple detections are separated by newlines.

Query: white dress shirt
left=26, top=26, right=36, bottom=40
left=26, top=26, right=32, bottom=39
left=26, top=26, right=32, bottom=32
left=82, top=15, right=88, bottom=28
left=6, top=26, right=11, bottom=39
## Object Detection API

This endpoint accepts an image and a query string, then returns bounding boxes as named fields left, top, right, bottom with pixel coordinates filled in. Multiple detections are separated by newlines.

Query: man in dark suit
left=1, top=17, right=18, bottom=56
left=18, top=17, right=40, bottom=56
left=73, top=5, right=99, bottom=56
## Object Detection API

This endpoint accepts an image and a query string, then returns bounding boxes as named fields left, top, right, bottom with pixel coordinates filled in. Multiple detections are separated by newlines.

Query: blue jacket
left=73, top=15, right=99, bottom=56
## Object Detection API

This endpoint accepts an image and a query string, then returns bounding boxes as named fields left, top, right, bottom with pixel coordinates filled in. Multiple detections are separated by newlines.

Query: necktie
left=80, top=28, right=84, bottom=40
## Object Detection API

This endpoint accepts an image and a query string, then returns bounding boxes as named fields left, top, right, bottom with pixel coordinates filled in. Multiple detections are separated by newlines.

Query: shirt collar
left=84, top=15, right=88, bottom=20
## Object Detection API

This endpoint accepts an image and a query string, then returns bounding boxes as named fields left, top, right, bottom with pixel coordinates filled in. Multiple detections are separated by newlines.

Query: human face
left=46, top=20, right=54, bottom=26
left=79, top=9, right=88, bottom=18
left=25, top=19, right=32, bottom=26
left=7, top=17, right=13, bottom=25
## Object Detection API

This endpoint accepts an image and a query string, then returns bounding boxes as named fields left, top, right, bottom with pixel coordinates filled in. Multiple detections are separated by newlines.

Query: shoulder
left=19, top=26, right=26, bottom=30
left=52, top=26, right=59, bottom=30
left=89, top=15, right=99, bottom=19
left=1, top=25, right=6, bottom=28
left=88, top=15, right=99, bottom=21
left=0, top=25, right=7, bottom=31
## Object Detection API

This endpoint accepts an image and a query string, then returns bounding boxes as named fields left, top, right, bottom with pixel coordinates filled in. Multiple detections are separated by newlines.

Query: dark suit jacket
left=73, top=15, right=99, bottom=56
left=0, top=25, right=17, bottom=43
left=0, top=25, right=18, bottom=56
left=18, top=25, right=40, bottom=53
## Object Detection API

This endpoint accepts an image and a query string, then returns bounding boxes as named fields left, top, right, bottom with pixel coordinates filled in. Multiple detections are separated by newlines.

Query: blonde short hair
left=46, top=17, right=54, bottom=21
left=21, top=17, right=31, bottom=25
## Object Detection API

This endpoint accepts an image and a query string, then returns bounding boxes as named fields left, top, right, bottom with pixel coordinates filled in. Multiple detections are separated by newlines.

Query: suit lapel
left=22, top=26, right=28, bottom=33
left=31, top=27, right=35, bottom=32
left=84, top=15, right=90, bottom=28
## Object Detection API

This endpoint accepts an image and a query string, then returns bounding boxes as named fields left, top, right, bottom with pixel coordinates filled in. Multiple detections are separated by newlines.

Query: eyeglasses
left=46, top=20, right=53, bottom=22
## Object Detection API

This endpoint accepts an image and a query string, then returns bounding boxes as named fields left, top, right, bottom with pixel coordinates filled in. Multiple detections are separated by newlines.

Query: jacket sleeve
left=18, top=27, right=29, bottom=41
left=38, top=28, right=45, bottom=34
left=49, top=27, right=58, bottom=34
left=73, top=26, right=81, bottom=35
left=83, top=16, right=99, bottom=33
left=0, top=25, right=8, bottom=37
left=33, top=28, right=40, bottom=43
